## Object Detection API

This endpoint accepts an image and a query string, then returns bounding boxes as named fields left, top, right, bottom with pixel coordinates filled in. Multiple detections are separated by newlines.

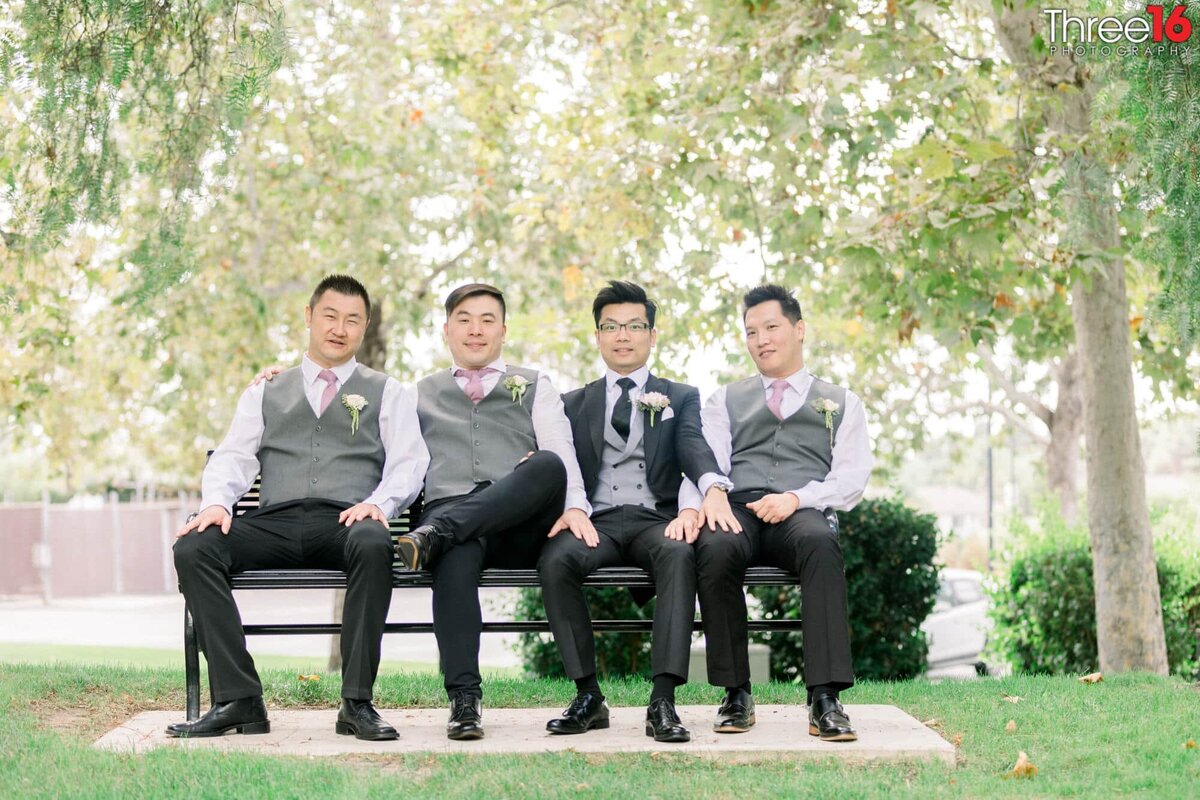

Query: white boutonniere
left=636, top=391, right=671, bottom=428
left=503, top=374, right=530, bottom=403
left=342, top=393, right=368, bottom=435
left=811, top=398, right=840, bottom=447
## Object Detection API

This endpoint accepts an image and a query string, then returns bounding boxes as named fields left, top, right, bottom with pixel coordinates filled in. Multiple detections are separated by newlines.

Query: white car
left=922, top=568, right=992, bottom=676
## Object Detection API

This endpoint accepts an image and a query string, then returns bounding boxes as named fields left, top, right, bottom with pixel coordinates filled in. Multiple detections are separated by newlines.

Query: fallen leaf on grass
left=1005, top=720, right=1017, bottom=733
left=297, top=674, right=321, bottom=682
left=1002, top=693, right=1022, bottom=704
left=1185, top=739, right=1196, bottom=749
left=952, top=733, right=963, bottom=746
left=921, top=718, right=940, bottom=728
left=1079, top=672, right=1104, bottom=684
left=1006, top=751, right=1038, bottom=779
left=575, top=784, right=590, bottom=791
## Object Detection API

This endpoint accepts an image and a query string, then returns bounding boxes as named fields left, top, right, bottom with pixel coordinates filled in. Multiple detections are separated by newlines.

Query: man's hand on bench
left=665, top=508, right=700, bottom=544
left=339, top=503, right=387, bottom=527
left=249, top=364, right=285, bottom=386
left=177, top=505, right=232, bottom=538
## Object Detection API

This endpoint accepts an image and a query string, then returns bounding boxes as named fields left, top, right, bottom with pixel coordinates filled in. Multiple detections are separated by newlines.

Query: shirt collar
left=302, top=354, right=359, bottom=387
left=605, top=364, right=650, bottom=392
left=450, top=356, right=507, bottom=375
left=759, top=367, right=811, bottom=396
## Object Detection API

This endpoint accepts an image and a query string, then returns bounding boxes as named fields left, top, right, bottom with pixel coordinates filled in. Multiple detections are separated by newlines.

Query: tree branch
left=974, top=343, right=1054, bottom=426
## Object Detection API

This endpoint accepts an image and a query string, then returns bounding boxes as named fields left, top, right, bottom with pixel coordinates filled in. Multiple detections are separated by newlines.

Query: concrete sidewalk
left=94, top=704, right=955, bottom=764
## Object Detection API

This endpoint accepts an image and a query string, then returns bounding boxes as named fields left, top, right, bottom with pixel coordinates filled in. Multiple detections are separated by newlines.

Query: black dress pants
left=421, top=450, right=568, bottom=697
left=538, top=504, right=696, bottom=684
left=172, top=498, right=395, bottom=702
left=694, top=500, right=854, bottom=692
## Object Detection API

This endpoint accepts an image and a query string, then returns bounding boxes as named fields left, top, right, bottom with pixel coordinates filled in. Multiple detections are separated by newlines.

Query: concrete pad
left=94, top=705, right=954, bottom=764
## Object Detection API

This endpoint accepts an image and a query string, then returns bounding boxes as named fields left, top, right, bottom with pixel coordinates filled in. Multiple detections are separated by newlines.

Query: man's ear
left=304, top=305, right=313, bottom=328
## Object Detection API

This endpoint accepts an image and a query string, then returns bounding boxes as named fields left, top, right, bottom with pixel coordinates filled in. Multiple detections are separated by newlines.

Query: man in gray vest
left=395, top=282, right=594, bottom=740
left=539, top=280, right=729, bottom=743
left=691, top=284, right=873, bottom=742
left=169, top=275, right=429, bottom=741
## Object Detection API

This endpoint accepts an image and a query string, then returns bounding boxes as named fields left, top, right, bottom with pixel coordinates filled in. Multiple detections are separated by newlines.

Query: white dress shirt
left=451, top=357, right=591, bottom=515
left=691, top=367, right=873, bottom=511
left=602, top=366, right=699, bottom=514
left=201, top=354, right=430, bottom=518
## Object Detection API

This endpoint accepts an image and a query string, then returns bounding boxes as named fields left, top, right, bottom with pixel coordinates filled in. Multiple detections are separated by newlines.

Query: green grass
left=1, top=661, right=1198, bottom=798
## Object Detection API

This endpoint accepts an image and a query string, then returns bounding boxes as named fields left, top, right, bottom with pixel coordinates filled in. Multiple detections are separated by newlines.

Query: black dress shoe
left=165, top=696, right=269, bottom=738
left=336, top=698, right=398, bottom=741
left=645, top=698, right=691, bottom=743
left=713, top=687, right=756, bottom=733
left=808, top=694, right=857, bottom=742
left=546, top=692, right=610, bottom=735
left=447, top=693, right=484, bottom=740
left=395, top=524, right=452, bottom=571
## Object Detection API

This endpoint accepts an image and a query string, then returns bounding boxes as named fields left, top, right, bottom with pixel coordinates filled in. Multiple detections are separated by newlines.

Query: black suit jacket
left=562, top=373, right=719, bottom=516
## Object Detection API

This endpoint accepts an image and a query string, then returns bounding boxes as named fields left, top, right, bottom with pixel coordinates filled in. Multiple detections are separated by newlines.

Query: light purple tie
left=454, top=367, right=497, bottom=405
left=766, top=379, right=788, bottom=421
left=317, top=369, right=338, bottom=415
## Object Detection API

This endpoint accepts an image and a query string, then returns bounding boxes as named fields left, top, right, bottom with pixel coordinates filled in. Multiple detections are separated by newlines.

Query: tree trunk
left=991, top=5, right=1167, bottom=673
left=328, top=300, right=388, bottom=673
left=1044, top=352, right=1082, bottom=524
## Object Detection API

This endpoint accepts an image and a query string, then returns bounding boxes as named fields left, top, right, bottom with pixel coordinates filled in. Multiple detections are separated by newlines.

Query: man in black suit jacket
left=539, top=280, right=731, bottom=743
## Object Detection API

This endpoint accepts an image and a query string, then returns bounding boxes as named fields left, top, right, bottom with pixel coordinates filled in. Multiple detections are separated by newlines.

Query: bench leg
left=184, top=602, right=200, bottom=721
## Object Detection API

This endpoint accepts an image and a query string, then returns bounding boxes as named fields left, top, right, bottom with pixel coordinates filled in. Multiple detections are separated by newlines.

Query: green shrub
left=513, top=587, right=655, bottom=678
left=750, top=497, right=941, bottom=682
left=988, top=502, right=1200, bottom=677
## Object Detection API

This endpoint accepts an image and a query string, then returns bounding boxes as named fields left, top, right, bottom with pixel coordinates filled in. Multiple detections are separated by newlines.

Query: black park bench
left=181, top=476, right=806, bottom=721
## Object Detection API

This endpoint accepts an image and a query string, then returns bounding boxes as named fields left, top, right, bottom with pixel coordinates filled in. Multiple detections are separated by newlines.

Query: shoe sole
left=447, top=729, right=485, bottom=741
left=808, top=724, right=858, bottom=742
left=712, top=713, right=756, bottom=733
left=335, top=721, right=399, bottom=741
left=645, top=724, right=691, bottom=743
left=166, top=720, right=270, bottom=738
left=395, top=539, right=423, bottom=571
left=547, top=718, right=610, bottom=735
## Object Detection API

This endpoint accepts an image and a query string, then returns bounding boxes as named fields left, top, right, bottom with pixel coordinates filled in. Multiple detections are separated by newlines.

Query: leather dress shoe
left=546, top=692, right=610, bottom=735
left=713, top=687, right=756, bottom=733
left=645, top=698, right=691, bottom=743
left=808, top=694, right=857, bottom=742
left=336, top=698, right=398, bottom=741
left=165, top=696, right=269, bottom=738
left=395, top=524, right=452, bottom=571
left=447, top=693, right=484, bottom=740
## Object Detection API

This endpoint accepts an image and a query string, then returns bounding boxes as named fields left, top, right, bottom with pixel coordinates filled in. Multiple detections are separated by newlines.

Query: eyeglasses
left=597, top=322, right=651, bottom=334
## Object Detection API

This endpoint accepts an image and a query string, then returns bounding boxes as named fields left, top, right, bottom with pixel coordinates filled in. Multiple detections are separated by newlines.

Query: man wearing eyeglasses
left=538, top=280, right=737, bottom=742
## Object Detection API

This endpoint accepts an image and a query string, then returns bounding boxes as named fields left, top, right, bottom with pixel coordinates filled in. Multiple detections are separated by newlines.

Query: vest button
left=311, top=478, right=318, bottom=484
left=613, top=486, right=619, bottom=491
left=636, top=484, right=642, bottom=490
left=473, top=408, right=479, bottom=414
left=474, top=459, right=480, bottom=466
left=315, top=425, right=322, bottom=432
left=639, top=463, right=644, bottom=469
left=313, top=457, right=320, bottom=462
left=474, top=441, right=480, bottom=446
left=473, top=423, right=480, bottom=429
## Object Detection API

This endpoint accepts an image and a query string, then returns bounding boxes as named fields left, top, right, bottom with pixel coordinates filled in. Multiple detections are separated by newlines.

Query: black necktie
left=612, top=377, right=635, bottom=441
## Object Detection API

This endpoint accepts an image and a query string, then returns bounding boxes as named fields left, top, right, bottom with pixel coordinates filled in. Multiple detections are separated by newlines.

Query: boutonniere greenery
left=503, top=374, right=530, bottom=403
left=342, top=393, right=368, bottom=435
left=811, top=398, right=840, bottom=447
left=636, top=391, right=671, bottom=427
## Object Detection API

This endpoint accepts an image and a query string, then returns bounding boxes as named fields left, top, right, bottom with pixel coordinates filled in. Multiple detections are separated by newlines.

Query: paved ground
left=94, top=704, right=955, bottom=764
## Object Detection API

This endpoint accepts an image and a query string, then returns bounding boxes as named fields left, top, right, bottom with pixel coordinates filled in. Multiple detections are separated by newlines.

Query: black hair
left=591, top=280, right=657, bottom=328
left=310, top=274, right=371, bottom=318
left=742, top=284, right=802, bottom=324
left=444, top=282, right=506, bottom=321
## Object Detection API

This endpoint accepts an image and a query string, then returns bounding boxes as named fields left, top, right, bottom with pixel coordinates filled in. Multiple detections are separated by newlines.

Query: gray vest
left=592, top=408, right=657, bottom=513
left=725, top=375, right=846, bottom=494
left=417, top=366, right=540, bottom=503
left=257, top=364, right=388, bottom=509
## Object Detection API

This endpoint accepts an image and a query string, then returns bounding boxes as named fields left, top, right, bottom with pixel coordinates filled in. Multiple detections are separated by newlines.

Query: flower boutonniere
left=811, top=398, right=840, bottom=447
left=636, top=391, right=671, bottom=427
left=503, top=374, right=530, bottom=403
left=342, top=393, right=368, bottom=435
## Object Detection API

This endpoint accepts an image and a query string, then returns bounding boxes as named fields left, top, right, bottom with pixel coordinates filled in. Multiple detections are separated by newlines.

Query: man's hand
left=339, top=503, right=387, bottom=527
left=176, top=505, right=231, bottom=538
left=746, top=492, right=800, bottom=525
left=697, top=486, right=742, bottom=534
left=249, top=364, right=286, bottom=387
left=665, top=508, right=700, bottom=543
left=548, top=507, right=599, bottom=548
